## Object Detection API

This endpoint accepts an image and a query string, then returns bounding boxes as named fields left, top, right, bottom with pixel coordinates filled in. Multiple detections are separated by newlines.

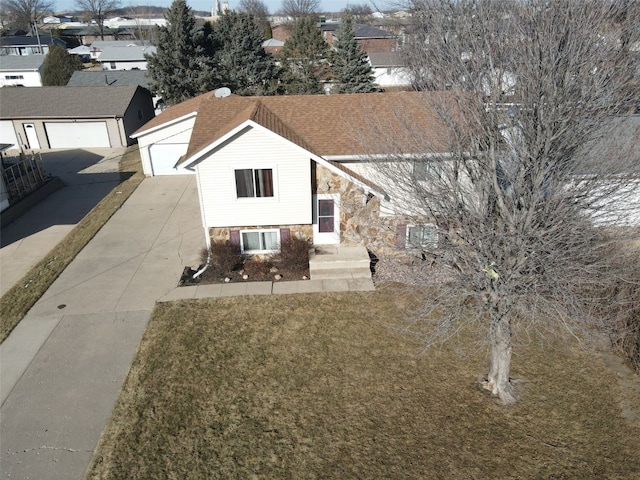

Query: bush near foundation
left=201, top=241, right=242, bottom=275
left=277, top=236, right=312, bottom=273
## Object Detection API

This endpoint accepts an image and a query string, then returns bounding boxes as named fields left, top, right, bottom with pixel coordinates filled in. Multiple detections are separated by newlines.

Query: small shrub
left=277, top=236, right=311, bottom=273
left=243, top=259, right=272, bottom=277
left=201, top=241, right=242, bottom=274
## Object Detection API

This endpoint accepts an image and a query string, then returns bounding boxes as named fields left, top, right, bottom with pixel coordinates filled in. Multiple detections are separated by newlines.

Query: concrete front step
left=310, top=268, right=372, bottom=280
left=308, top=245, right=373, bottom=280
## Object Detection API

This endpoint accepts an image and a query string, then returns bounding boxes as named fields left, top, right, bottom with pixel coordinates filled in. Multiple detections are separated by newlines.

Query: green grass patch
left=0, top=146, right=144, bottom=343
left=86, top=289, right=640, bottom=479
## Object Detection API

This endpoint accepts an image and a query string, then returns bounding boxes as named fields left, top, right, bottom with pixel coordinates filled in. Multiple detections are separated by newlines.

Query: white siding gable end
left=196, top=125, right=313, bottom=228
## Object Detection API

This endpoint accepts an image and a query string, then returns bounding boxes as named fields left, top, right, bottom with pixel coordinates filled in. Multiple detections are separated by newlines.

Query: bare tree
left=0, top=0, right=53, bottom=31
left=279, top=0, right=320, bottom=19
left=76, top=0, right=121, bottom=40
left=347, top=3, right=373, bottom=21
left=368, top=0, right=640, bottom=404
left=238, top=0, right=269, bottom=22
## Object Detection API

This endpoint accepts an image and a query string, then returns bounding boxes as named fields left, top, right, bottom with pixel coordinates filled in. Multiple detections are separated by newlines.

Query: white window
left=241, top=229, right=279, bottom=253
left=406, top=224, right=438, bottom=248
left=413, top=160, right=442, bottom=181
left=235, top=168, right=274, bottom=198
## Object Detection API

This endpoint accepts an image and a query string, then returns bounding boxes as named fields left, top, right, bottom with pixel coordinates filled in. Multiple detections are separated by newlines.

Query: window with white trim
left=241, top=229, right=279, bottom=253
left=413, top=160, right=442, bottom=181
left=406, top=224, right=438, bottom=248
left=5, top=75, right=24, bottom=80
left=235, top=168, right=274, bottom=198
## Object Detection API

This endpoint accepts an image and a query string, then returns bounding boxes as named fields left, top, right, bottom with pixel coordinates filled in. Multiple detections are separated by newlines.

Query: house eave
left=130, top=111, right=198, bottom=139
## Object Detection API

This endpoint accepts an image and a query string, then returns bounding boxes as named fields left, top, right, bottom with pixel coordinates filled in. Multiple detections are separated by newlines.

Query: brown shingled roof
left=176, top=91, right=456, bottom=163
left=132, top=90, right=216, bottom=136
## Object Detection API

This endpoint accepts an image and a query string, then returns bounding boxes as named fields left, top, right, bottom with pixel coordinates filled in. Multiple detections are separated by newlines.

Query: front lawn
left=86, top=289, right=640, bottom=479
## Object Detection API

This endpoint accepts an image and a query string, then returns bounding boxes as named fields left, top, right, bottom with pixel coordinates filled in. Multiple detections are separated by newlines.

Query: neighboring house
left=67, top=69, right=163, bottom=113
left=368, top=52, right=412, bottom=89
left=132, top=91, right=454, bottom=254
left=0, top=36, right=67, bottom=55
left=262, top=38, right=284, bottom=56
left=322, top=23, right=399, bottom=53
left=88, top=40, right=152, bottom=61
left=67, top=44, right=92, bottom=62
left=0, top=85, right=154, bottom=150
left=96, top=45, right=156, bottom=70
left=0, top=55, right=45, bottom=87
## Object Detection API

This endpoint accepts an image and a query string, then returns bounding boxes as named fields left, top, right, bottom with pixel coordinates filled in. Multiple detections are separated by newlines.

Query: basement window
left=241, top=229, right=279, bottom=253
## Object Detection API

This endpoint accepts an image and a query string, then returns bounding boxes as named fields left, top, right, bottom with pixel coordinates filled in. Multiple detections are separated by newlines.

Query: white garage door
left=0, top=121, right=20, bottom=150
left=45, top=122, right=110, bottom=148
left=149, top=143, right=192, bottom=175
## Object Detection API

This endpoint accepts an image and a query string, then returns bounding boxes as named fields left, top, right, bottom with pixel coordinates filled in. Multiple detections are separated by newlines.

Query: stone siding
left=209, top=225, right=313, bottom=244
left=315, top=163, right=411, bottom=255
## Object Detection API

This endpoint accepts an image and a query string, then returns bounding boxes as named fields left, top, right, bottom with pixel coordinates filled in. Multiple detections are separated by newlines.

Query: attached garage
left=148, top=143, right=191, bottom=175
left=45, top=122, right=111, bottom=149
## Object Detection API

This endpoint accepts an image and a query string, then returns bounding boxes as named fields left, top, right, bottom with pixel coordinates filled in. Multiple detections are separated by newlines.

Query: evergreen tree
left=41, top=45, right=83, bottom=86
left=214, top=11, right=278, bottom=96
left=146, top=0, right=219, bottom=106
left=330, top=12, right=377, bottom=93
left=279, top=15, right=330, bottom=94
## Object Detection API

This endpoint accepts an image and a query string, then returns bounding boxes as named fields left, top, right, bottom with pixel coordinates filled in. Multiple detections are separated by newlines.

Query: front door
left=23, top=123, right=40, bottom=149
left=313, top=194, right=340, bottom=245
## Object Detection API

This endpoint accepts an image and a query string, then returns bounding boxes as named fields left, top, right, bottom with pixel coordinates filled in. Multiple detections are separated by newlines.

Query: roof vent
left=214, top=87, right=231, bottom=98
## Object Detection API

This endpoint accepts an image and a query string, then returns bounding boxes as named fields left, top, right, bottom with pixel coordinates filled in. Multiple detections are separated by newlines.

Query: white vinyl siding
left=136, top=115, right=196, bottom=176
left=45, top=122, right=110, bottom=148
left=196, top=126, right=312, bottom=228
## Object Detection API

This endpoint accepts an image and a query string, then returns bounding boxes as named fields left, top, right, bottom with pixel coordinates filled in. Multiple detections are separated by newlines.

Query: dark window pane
left=319, top=199, right=334, bottom=216
left=235, top=169, right=254, bottom=197
left=319, top=217, right=334, bottom=233
left=255, top=169, right=274, bottom=197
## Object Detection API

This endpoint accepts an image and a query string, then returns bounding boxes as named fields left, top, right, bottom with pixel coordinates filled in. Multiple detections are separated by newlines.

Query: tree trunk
left=484, top=311, right=517, bottom=404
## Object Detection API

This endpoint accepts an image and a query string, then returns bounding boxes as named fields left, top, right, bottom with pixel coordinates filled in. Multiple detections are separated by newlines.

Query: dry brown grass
left=0, top=146, right=144, bottom=343
left=86, top=288, right=640, bottom=479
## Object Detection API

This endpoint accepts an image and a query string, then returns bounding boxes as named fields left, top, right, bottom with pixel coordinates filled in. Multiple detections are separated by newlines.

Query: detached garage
left=0, top=85, right=154, bottom=152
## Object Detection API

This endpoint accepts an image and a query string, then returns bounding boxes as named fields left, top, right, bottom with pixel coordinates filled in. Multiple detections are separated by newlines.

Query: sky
left=54, top=0, right=368, bottom=16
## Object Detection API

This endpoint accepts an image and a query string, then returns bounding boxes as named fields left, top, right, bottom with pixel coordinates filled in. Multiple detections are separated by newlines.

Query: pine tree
left=146, top=0, right=219, bottom=106
left=330, top=12, right=377, bottom=93
left=279, top=15, right=330, bottom=95
left=214, top=11, right=278, bottom=96
left=41, top=44, right=83, bottom=86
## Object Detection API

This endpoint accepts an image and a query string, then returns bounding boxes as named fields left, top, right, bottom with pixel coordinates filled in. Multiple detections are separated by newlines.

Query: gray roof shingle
left=0, top=85, right=143, bottom=119
left=0, top=54, right=45, bottom=70
left=67, top=70, right=151, bottom=88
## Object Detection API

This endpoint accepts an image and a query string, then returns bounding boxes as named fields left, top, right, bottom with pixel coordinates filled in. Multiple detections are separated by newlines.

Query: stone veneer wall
left=209, top=225, right=314, bottom=244
left=315, top=163, right=414, bottom=256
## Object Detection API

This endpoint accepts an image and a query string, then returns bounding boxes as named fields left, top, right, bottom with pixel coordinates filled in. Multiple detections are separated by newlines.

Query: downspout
left=192, top=250, right=210, bottom=279
left=192, top=170, right=212, bottom=280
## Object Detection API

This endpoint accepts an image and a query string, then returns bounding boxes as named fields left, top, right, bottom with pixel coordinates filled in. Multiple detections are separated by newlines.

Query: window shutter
left=395, top=224, right=407, bottom=249
left=279, top=228, right=290, bottom=245
left=229, top=229, right=240, bottom=251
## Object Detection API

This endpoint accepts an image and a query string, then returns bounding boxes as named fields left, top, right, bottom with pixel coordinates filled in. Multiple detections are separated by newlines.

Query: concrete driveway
left=0, top=174, right=203, bottom=480
left=0, top=148, right=125, bottom=295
